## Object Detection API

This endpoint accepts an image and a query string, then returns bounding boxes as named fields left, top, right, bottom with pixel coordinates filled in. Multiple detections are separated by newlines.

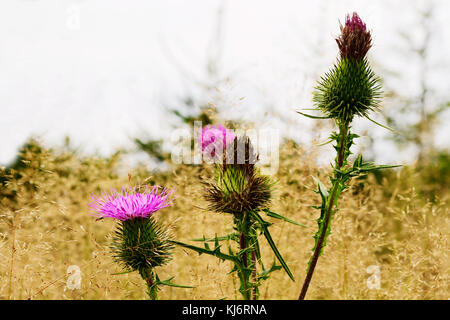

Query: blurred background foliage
left=0, top=138, right=448, bottom=299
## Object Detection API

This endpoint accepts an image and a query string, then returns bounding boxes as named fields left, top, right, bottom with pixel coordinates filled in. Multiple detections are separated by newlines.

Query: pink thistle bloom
left=199, top=124, right=235, bottom=160
left=336, top=12, right=372, bottom=60
left=345, top=12, right=367, bottom=31
left=88, top=185, right=175, bottom=221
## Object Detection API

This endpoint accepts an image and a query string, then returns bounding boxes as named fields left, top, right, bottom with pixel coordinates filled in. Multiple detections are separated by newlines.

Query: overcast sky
left=1, top=0, right=449, bottom=166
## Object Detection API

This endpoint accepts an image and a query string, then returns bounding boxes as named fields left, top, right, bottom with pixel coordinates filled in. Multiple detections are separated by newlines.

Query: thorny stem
left=337, top=123, right=348, bottom=168
left=240, top=233, right=248, bottom=269
left=299, top=121, right=349, bottom=300
left=238, top=211, right=258, bottom=300
left=298, top=182, right=339, bottom=300
left=239, top=218, right=250, bottom=300
left=251, top=250, right=257, bottom=300
left=143, top=270, right=158, bottom=300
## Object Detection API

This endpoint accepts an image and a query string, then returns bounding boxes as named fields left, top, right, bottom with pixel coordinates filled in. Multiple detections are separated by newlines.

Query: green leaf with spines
left=190, top=232, right=240, bottom=243
left=170, top=240, right=239, bottom=263
left=258, top=260, right=282, bottom=281
left=296, top=110, right=331, bottom=119
left=156, top=275, right=194, bottom=289
left=262, top=209, right=307, bottom=227
left=250, top=210, right=295, bottom=281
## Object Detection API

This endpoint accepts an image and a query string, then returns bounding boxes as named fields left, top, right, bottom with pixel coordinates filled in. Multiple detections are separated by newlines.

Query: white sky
left=0, top=0, right=449, bottom=166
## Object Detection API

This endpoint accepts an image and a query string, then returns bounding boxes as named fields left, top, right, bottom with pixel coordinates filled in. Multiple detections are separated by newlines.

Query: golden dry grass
left=0, top=139, right=448, bottom=300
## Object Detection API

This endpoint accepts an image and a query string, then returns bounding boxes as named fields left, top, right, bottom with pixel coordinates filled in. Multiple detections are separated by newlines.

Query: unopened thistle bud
left=313, top=12, right=382, bottom=123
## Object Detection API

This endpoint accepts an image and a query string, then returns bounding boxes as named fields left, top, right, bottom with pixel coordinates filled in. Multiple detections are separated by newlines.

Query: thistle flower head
left=89, top=185, right=175, bottom=221
left=313, top=12, right=381, bottom=123
left=336, top=12, right=372, bottom=60
left=204, top=137, right=272, bottom=215
left=199, top=124, right=235, bottom=161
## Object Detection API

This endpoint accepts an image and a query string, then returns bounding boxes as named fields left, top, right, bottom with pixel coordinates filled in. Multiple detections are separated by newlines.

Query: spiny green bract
left=220, top=165, right=248, bottom=195
left=204, top=136, right=272, bottom=216
left=204, top=165, right=272, bottom=216
left=313, top=57, right=382, bottom=123
left=111, top=217, right=174, bottom=274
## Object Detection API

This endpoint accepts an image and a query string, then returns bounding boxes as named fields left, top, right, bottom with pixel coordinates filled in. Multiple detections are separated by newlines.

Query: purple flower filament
left=199, top=124, right=235, bottom=160
left=89, top=185, right=175, bottom=221
left=345, top=12, right=366, bottom=31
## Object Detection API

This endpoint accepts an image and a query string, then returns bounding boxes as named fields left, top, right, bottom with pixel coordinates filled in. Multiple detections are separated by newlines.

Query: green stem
left=298, top=121, right=349, bottom=300
left=238, top=212, right=251, bottom=300
left=337, top=122, right=348, bottom=168
left=142, top=269, right=158, bottom=300
left=298, top=182, right=339, bottom=300
left=239, top=231, right=250, bottom=300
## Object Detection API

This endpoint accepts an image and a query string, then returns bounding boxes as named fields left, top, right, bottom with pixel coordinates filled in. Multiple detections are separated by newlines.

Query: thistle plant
left=297, top=13, right=398, bottom=300
left=89, top=185, right=192, bottom=299
left=174, top=124, right=305, bottom=300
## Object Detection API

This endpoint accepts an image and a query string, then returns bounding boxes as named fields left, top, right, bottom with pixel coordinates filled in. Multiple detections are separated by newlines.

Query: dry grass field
left=0, top=139, right=448, bottom=300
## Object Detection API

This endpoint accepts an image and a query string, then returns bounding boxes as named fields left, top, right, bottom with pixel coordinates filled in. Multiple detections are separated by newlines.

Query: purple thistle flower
left=89, top=185, right=175, bottom=221
left=336, top=12, right=372, bottom=60
left=345, top=12, right=367, bottom=31
left=199, top=124, right=235, bottom=160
